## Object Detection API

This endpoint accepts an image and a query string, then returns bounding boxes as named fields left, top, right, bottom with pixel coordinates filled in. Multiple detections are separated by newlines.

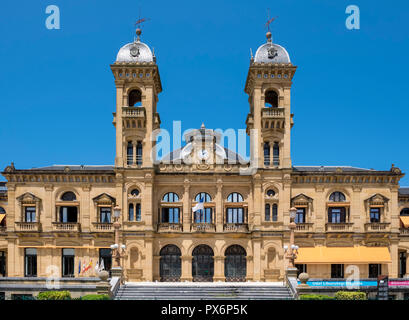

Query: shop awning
left=0, top=214, right=5, bottom=224
left=400, top=216, right=409, bottom=228
left=295, top=246, right=391, bottom=264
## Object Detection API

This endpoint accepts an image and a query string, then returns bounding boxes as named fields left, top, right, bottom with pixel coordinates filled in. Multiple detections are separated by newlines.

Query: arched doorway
left=192, top=245, right=214, bottom=282
left=160, top=245, right=181, bottom=282
left=225, top=245, right=247, bottom=282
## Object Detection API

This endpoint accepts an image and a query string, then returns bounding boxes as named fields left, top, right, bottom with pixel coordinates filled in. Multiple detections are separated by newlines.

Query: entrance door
left=0, top=251, right=5, bottom=277
left=225, top=245, right=246, bottom=282
left=192, top=245, right=214, bottom=282
left=160, top=245, right=181, bottom=282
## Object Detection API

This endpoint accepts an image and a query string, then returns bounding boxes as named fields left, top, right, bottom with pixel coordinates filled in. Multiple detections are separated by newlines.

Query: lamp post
left=284, top=207, right=299, bottom=269
left=111, top=206, right=126, bottom=282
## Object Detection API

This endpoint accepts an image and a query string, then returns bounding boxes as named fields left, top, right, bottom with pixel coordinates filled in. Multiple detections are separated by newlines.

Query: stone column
left=81, top=185, right=91, bottom=233
left=246, top=255, right=254, bottom=281
left=180, top=255, right=192, bottom=282
left=183, top=180, right=190, bottom=232
left=253, top=238, right=262, bottom=281
left=144, top=238, right=153, bottom=281
left=214, top=256, right=225, bottom=282
left=215, top=180, right=223, bottom=232
left=153, top=255, right=161, bottom=281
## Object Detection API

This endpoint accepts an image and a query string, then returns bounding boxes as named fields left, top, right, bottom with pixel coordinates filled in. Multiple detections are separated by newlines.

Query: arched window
left=192, top=245, right=214, bottom=282
left=61, top=192, right=76, bottom=201
left=194, top=193, right=212, bottom=223
left=0, top=207, right=5, bottom=227
left=272, top=142, right=279, bottom=166
left=272, top=204, right=278, bottom=221
left=401, top=208, right=409, bottom=216
left=227, top=192, right=244, bottom=203
left=264, top=142, right=270, bottom=166
left=128, top=89, right=142, bottom=107
left=162, top=192, right=179, bottom=202
left=0, top=207, right=5, bottom=214
left=329, top=192, right=346, bottom=202
left=160, top=245, right=181, bottom=282
left=266, top=189, right=275, bottom=197
left=265, top=90, right=278, bottom=108
left=265, top=204, right=270, bottom=221
left=130, top=189, right=140, bottom=197
left=161, top=193, right=180, bottom=223
left=225, top=245, right=246, bottom=282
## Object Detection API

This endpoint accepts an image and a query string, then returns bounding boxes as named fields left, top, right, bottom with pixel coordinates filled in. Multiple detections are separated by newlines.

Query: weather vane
left=265, top=9, right=278, bottom=32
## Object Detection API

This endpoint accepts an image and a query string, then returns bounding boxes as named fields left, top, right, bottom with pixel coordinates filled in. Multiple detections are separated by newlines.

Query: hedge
left=334, top=291, right=367, bottom=300
left=299, top=294, right=335, bottom=300
left=80, top=294, right=110, bottom=300
left=37, top=291, right=71, bottom=300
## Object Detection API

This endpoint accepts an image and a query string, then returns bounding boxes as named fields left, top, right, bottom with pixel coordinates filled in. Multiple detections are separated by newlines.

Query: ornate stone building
left=1, top=29, right=409, bottom=283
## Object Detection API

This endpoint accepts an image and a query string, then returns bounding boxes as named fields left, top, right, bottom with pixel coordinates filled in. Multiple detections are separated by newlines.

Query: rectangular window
left=24, top=248, right=37, bottom=277
left=162, top=207, right=179, bottom=223
left=24, top=207, right=36, bottom=222
left=129, top=203, right=134, bottom=221
left=295, top=264, right=307, bottom=277
left=0, top=251, right=5, bottom=277
left=328, top=207, right=346, bottom=224
left=226, top=208, right=244, bottom=224
left=264, top=143, right=270, bottom=166
left=127, top=142, right=133, bottom=165
left=272, top=204, right=278, bottom=222
left=136, top=141, right=143, bottom=166
left=100, top=207, right=111, bottom=223
left=370, top=208, right=380, bottom=223
left=62, top=248, right=75, bottom=277
left=265, top=204, right=270, bottom=221
left=331, top=264, right=344, bottom=278
left=295, top=208, right=305, bottom=224
left=400, top=252, right=407, bottom=278
left=135, top=203, right=141, bottom=221
left=368, top=264, right=381, bottom=278
left=99, top=248, right=112, bottom=273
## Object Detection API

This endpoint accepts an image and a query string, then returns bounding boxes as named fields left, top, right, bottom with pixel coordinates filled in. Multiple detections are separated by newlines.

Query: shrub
left=334, top=291, right=367, bottom=300
left=299, top=294, right=335, bottom=300
left=37, top=290, right=71, bottom=300
left=80, top=294, right=110, bottom=300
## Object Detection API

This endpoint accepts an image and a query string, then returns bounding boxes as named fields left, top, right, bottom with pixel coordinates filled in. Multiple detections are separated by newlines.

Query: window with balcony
left=331, top=264, right=344, bottom=278
left=161, top=192, right=181, bottom=223
left=193, top=193, right=213, bottom=223
left=62, top=248, right=74, bottom=278
left=295, top=208, right=306, bottom=224
left=226, top=193, right=246, bottom=224
left=24, top=248, right=37, bottom=277
left=24, top=207, right=36, bottom=222
left=59, top=207, right=78, bottom=223
left=328, top=207, right=346, bottom=223
left=99, top=207, right=111, bottom=223
left=370, top=208, right=381, bottom=223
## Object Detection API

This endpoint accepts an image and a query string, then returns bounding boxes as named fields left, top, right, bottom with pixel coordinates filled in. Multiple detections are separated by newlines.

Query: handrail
left=285, top=273, right=298, bottom=300
left=110, top=277, right=121, bottom=298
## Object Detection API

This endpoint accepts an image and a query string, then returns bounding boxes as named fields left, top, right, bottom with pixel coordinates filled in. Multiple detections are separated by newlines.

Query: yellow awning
left=295, top=246, right=391, bottom=264
left=400, top=216, right=409, bottom=228
left=0, top=214, right=5, bottom=224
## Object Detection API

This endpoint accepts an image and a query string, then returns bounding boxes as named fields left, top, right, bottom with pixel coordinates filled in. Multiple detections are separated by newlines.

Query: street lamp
left=112, top=206, right=126, bottom=269
left=284, top=207, right=299, bottom=269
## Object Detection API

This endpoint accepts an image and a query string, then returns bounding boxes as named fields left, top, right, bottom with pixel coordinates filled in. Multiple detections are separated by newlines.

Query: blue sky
left=0, top=0, right=408, bottom=185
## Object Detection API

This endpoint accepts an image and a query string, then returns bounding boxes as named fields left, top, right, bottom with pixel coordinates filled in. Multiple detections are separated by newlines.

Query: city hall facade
left=1, top=29, right=409, bottom=283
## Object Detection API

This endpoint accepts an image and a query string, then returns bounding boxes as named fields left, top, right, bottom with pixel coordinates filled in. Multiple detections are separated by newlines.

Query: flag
left=78, top=260, right=81, bottom=275
left=192, top=197, right=204, bottom=213
left=100, top=259, right=105, bottom=271
left=85, top=260, right=93, bottom=272
left=94, top=260, right=99, bottom=273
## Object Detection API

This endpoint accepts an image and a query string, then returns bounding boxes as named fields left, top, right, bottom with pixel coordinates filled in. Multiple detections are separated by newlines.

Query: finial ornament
left=201, top=123, right=205, bottom=129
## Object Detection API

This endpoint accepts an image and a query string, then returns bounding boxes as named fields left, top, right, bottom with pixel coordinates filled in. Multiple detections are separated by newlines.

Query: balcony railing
left=122, top=106, right=145, bottom=118
left=364, top=222, right=390, bottom=232
left=295, top=223, right=313, bottom=232
left=325, top=223, right=353, bottom=232
left=262, top=107, right=285, bottom=118
left=223, top=223, right=249, bottom=233
left=52, top=222, right=80, bottom=232
left=400, top=228, right=409, bottom=236
left=15, top=222, right=41, bottom=232
left=191, top=223, right=216, bottom=232
left=92, top=222, right=113, bottom=232
left=157, top=223, right=183, bottom=232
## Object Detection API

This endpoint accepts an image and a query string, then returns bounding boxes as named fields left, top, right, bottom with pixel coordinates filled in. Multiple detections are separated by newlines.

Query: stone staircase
left=115, top=283, right=294, bottom=300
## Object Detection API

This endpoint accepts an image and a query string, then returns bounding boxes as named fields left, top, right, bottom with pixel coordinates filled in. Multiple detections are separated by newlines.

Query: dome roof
left=253, top=33, right=291, bottom=64
left=116, top=41, right=154, bottom=63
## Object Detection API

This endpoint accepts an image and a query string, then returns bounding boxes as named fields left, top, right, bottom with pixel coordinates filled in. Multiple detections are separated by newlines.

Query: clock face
left=197, top=149, right=209, bottom=160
